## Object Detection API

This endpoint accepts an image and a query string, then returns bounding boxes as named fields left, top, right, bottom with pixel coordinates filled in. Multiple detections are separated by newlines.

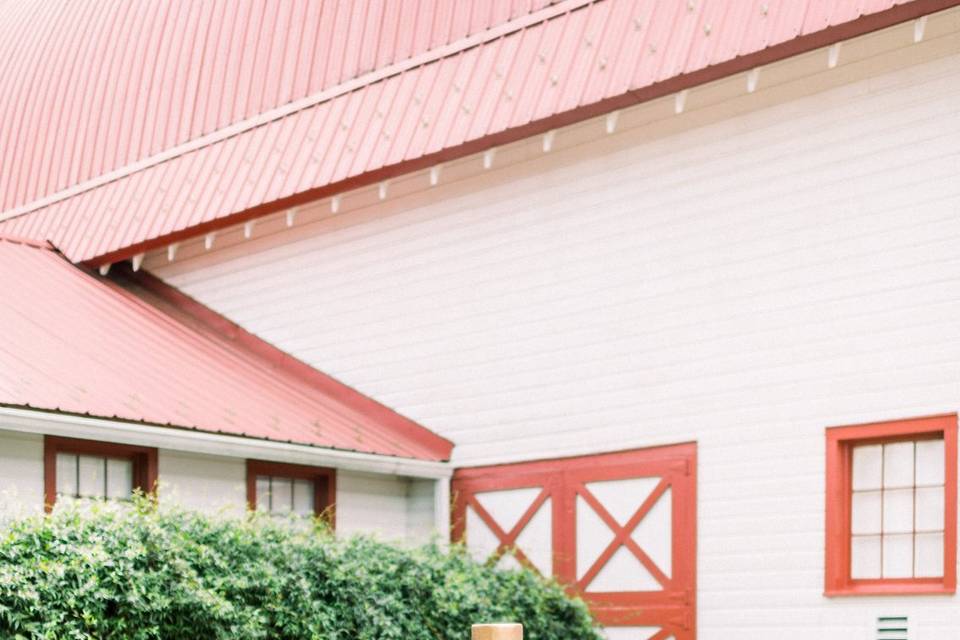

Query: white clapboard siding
left=406, top=477, right=440, bottom=542
left=155, top=47, right=960, bottom=638
left=336, top=471, right=424, bottom=541
left=158, top=450, right=247, bottom=514
left=0, top=431, right=44, bottom=521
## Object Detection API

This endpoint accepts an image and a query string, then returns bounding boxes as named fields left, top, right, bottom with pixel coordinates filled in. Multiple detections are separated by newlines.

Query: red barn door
left=453, top=444, right=696, bottom=640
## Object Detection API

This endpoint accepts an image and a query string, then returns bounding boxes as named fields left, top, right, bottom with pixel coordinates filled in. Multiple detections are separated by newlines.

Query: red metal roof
left=0, top=236, right=452, bottom=461
left=0, top=0, right=952, bottom=264
left=0, top=0, right=554, bottom=214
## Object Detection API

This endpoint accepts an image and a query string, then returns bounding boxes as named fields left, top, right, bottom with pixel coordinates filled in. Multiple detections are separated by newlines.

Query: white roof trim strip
left=0, top=406, right=453, bottom=479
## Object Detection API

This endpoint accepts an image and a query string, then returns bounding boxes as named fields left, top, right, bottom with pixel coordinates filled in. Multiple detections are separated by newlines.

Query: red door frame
left=453, top=443, right=697, bottom=639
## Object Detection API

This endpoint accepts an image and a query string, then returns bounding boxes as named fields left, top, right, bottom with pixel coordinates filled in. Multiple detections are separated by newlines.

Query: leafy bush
left=0, top=498, right=600, bottom=640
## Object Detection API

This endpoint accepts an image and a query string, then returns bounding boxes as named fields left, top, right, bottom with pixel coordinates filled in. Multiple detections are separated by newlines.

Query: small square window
left=246, top=460, right=335, bottom=525
left=825, top=415, right=957, bottom=596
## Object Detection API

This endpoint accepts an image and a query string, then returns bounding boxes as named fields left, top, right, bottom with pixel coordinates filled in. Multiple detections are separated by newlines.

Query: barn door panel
left=453, top=444, right=696, bottom=640
left=570, top=456, right=694, bottom=639
left=575, top=475, right=671, bottom=592
left=461, top=476, right=558, bottom=576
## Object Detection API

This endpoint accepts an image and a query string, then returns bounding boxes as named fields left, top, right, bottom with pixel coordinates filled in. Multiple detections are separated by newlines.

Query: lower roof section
left=0, top=236, right=452, bottom=462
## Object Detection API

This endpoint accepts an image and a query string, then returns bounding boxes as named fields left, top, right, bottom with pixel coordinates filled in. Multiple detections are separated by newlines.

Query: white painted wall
left=407, top=477, right=440, bottom=543
left=0, top=430, right=44, bottom=521
left=158, top=449, right=247, bottom=515
left=157, top=452, right=438, bottom=543
left=152, top=38, right=960, bottom=639
left=335, top=471, right=439, bottom=543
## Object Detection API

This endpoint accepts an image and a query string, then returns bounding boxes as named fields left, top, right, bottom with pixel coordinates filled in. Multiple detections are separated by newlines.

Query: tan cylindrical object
left=471, top=623, right=523, bottom=640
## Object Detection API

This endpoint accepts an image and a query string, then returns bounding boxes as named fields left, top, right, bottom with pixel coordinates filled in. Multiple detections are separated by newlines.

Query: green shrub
left=0, top=498, right=600, bottom=640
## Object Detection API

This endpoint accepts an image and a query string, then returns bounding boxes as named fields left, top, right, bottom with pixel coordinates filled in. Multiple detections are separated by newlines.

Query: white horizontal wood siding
left=337, top=471, right=419, bottom=541
left=154, top=48, right=960, bottom=638
left=0, top=431, right=44, bottom=522
left=406, top=477, right=440, bottom=542
left=158, top=450, right=247, bottom=515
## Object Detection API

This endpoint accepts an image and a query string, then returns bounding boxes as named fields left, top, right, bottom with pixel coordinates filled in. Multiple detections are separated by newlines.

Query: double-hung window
left=825, top=415, right=957, bottom=595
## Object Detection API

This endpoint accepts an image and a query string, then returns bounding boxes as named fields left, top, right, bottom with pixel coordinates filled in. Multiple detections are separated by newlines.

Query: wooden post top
left=471, top=623, right=523, bottom=640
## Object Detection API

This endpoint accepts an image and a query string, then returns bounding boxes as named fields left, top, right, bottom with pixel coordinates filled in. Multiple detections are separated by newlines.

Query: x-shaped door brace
left=576, top=477, right=671, bottom=591
left=466, top=487, right=551, bottom=573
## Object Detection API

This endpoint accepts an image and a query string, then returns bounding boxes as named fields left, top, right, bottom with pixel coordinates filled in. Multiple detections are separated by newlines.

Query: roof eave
left=0, top=405, right=453, bottom=479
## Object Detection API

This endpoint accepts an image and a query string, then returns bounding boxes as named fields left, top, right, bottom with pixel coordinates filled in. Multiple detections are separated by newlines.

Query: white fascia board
left=0, top=407, right=452, bottom=479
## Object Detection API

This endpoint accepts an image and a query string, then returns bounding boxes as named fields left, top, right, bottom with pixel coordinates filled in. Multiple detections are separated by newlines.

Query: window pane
left=915, top=486, right=944, bottom=532
left=255, top=476, right=271, bottom=511
left=56, top=453, right=78, bottom=497
left=106, top=458, right=134, bottom=500
left=882, top=534, right=913, bottom=578
left=914, top=532, right=944, bottom=578
left=845, top=434, right=949, bottom=584
left=882, top=488, right=914, bottom=535
left=78, top=455, right=106, bottom=498
left=850, top=491, right=881, bottom=535
left=293, top=479, right=315, bottom=515
left=852, top=445, right=882, bottom=491
left=851, top=535, right=881, bottom=579
left=915, top=439, right=945, bottom=486
left=271, top=477, right=292, bottom=514
left=883, top=442, right=914, bottom=489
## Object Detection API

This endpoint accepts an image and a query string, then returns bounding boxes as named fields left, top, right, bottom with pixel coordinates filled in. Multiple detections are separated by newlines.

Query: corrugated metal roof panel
left=0, top=0, right=947, bottom=263
left=0, top=0, right=554, bottom=213
left=0, top=236, right=452, bottom=461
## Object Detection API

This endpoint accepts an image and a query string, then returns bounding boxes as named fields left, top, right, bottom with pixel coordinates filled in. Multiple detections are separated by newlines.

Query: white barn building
left=1, top=1, right=960, bottom=638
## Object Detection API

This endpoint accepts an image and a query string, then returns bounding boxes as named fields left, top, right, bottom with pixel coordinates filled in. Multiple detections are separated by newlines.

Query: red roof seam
left=20, top=0, right=78, bottom=205
left=4, top=1, right=64, bottom=206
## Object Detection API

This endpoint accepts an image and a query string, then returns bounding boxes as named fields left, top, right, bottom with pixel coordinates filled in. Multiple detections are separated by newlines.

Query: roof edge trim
left=0, top=0, right=596, bottom=224
left=0, top=405, right=452, bottom=478
left=0, top=233, right=53, bottom=249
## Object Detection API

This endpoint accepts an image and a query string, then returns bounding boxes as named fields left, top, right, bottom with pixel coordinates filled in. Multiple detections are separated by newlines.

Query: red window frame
left=824, top=414, right=957, bottom=596
left=246, top=459, right=336, bottom=527
left=44, top=435, right=158, bottom=512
